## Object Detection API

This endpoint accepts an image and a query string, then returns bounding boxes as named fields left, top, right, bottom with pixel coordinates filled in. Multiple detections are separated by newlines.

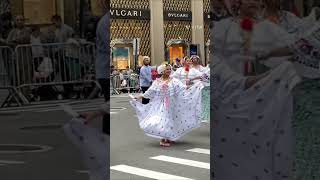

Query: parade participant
left=131, top=64, right=204, bottom=147
left=190, top=55, right=205, bottom=72
left=173, top=58, right=183, bottom=71
left=213, top=1, right=320, bottom=179
left=190, top=57, right=210, bottom=123
left=212, top=53, right=300, bottom=179
left=211, top=0, right=300, bottom=179
left=262, top=0, right=303, bottom=35
left=254, top=22, right=320, bottom=179
left=212, top=0, right=294, bottom=75
left=171, top=56, right=194, bottom=85
left=139, top=56, right=152, bottom=104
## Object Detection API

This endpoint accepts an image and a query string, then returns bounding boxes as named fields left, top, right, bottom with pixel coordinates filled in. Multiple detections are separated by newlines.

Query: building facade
left=110, top=0, right=211, bottom=70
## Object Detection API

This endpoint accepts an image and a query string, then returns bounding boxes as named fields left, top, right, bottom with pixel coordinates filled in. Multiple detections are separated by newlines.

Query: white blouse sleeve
left=170, top=68, right=180, bottom=79
left=211, top=18, right=233, bottom=55
left=143, top=80, right=158, bottom=99
left=170, top=78, right=186, bottom=95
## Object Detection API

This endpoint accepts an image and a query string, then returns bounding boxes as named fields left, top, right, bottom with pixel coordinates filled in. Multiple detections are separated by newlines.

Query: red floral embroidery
left=240, top=17, right=254, bottom=31
left=185, top=65, right=190, bottom=72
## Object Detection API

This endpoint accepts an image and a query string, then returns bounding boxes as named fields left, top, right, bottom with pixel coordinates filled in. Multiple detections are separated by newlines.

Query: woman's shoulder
left=282, top=10, right=300, bottom=19
left=214, top=17, right=234, bottom=27
left=212, top=18, right=236, bottom=35
left=170, top=77, right=182, bottom=84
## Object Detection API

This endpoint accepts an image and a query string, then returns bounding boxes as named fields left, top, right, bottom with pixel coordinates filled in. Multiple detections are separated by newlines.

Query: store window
left=112, top=47, right=132, bottom=70
left=23, top=0, right=57, bottom=25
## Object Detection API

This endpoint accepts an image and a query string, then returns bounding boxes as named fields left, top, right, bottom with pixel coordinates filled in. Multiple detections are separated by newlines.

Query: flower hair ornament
left=157, top=64, right=172, bottom=75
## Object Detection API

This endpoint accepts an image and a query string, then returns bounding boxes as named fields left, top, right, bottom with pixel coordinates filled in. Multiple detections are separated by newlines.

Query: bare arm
left=257, top=47, right=293, bottom=61
left=244, top=71, right=270, bottom=89
left=267, top=47, right=293, bottom=58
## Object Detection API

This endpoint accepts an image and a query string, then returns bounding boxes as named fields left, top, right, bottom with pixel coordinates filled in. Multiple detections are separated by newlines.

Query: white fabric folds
left=63, top=118, right=109, bottom=180
left=130, top=78, right=204, bottom=141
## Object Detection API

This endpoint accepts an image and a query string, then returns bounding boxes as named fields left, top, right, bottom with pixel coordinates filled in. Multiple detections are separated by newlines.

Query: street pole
left=79, top=0, right=85, bottom=38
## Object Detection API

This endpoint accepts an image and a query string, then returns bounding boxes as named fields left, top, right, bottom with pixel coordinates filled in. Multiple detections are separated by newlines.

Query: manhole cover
left=0, top=144, right=52, bottom=154
left=20, top=125, right=62, bottom=130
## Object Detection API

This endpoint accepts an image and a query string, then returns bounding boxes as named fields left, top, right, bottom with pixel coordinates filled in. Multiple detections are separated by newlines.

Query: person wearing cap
left=139, top=56, right=152, bottom=104
left=131, top=63, right=204, bottom=147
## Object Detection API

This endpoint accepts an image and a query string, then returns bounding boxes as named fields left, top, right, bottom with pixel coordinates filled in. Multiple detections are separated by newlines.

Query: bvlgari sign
left=110, top=8, right=150, bottom=20
left=164, top=11, right=192, bottom=21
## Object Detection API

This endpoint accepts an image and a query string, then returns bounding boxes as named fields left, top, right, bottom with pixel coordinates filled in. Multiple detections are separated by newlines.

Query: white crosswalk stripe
left=186, top=148, right=210, bottom=155
left=150, top=155, right=210, bottom=169
left=111, top=165, right=194, bottom=180
left=0, top=160, right=25, bottom=164
left=0, top=160, right=25, bottom=166
left=111, top=147, right=210, bottom=179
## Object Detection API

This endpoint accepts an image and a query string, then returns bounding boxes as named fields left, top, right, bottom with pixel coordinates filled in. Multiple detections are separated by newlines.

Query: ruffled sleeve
left=211, top=18, right=233, bottom=55
left=172, top=78, right=187, bottom=95
left=287, top=22, right=320, bottom=78
left=170, top=68, right=181, bottom=79
left=143, top=80, right=159, bottom=99
left=201, top=71, right=210, bottom=83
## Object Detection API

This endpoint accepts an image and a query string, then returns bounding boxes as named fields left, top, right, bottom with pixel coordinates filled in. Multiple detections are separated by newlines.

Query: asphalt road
left=0, top=94, right=210, bottom=180
left=0, top=96, right=110, bottom=180
left=110, top=96, right=210, bottom=180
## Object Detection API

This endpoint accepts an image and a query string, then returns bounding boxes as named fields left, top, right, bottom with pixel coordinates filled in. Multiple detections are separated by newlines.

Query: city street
left=0, top=92, right=210, bottom=180
left=111, top=96, right=210, bottom=180
left=0, top=91, right=110, bottom=180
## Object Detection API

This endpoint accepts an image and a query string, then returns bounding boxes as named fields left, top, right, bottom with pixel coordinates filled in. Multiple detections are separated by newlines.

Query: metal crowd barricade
left=13, top=42, right=100, bottom=102
left=110, top=74, right=140, bottom=94
left=110, top=75, right=120, bottom=95
left=0, top=46, right=28, bottom=107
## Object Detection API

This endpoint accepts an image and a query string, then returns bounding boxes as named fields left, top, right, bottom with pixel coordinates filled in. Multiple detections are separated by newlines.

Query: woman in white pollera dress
left=130, top=64, right=204, bottom=147
left=189, top=55, right=210, bottom=123
left=171, top=56, right=192, bottom=84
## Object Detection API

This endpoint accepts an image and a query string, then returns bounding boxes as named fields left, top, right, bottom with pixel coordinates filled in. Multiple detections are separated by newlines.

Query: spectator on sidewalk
left=30, top=26, right=45, bottom=59
left=50, top=15, right=74, bottom=43
left=6, top=15, right=30, bottom=45
left=7, top=15, right=32, bottom=97
left=30, top=26, right=56, bottom=101
left=0, top=12, right=12, bottom=45
left=49, top=15, right=75, bottom=99
left=125, top=66, right=133, bottom=75
left=139, top=56, right=152, bottom=104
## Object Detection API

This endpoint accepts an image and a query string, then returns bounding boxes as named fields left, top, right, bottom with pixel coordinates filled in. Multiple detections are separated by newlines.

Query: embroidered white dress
left=170, top=67, right=188, bottom=84
left=130, top=78, right=204, bottom=141
left=201, top=66, right=210, bottom=123
left=212, top=18, right=293, bottom=75
left=212, top=55, right=301, bottom=180
left=63, top=118, right=109, bottom=180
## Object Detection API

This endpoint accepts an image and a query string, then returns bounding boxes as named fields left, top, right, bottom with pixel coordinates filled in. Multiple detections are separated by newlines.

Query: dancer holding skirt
left=130, top=64, right=204, bottom=147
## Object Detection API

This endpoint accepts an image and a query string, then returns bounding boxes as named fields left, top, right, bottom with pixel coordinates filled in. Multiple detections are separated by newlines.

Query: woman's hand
left=134, top=95, right=144, bottom=100
left=245, top=76, right=258, bottom=89
left=244, top=72, right=269, bottom=89
left=80, top=111, right=105, bottom=124
left=186, top=78, right=192, bottom=85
